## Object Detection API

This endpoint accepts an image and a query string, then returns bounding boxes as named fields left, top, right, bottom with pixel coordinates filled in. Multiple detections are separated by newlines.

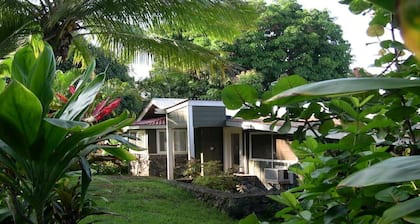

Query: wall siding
left=192, top=106, right=225, bottom=127
left=168, top=107, right=188, bottom=128
left=194, top=127, right=223, bottom=162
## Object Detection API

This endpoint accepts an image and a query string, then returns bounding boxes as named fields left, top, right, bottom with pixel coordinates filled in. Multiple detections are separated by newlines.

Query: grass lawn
left=81, top=175, right=238, bottom=224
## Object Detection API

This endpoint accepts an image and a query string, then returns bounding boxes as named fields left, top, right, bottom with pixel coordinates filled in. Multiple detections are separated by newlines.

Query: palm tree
left=0, top=0, right=255, bottom=68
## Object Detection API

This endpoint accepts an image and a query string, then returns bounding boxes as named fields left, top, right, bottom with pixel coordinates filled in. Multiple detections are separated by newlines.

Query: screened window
left=251, top=134, right=273, bottom=160
left=157, top=130, right=166, bottom=153
left=157, top=129, right=187, bottom=154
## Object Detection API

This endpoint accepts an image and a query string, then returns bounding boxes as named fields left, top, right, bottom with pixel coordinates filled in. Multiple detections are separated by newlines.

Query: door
left=223, top=128, right=243, bottom=172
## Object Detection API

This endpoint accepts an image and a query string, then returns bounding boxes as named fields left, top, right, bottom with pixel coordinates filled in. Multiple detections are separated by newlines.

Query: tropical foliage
left=225, top=0, right=420, bottom=223
left=0, top=39, right=138, bottom=223
left=137, top=68, right=224, bottom=100
left=223, top=0, right=352, bottom=88
left=0, top=0, right=256, bottom=70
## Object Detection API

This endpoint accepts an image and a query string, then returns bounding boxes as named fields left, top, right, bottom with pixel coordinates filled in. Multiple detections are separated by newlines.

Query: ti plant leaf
left=339, top=156, right=420, bottom=188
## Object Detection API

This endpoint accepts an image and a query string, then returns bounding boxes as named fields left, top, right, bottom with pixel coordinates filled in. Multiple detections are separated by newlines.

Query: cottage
left=125, top=98, right=300, bottom=185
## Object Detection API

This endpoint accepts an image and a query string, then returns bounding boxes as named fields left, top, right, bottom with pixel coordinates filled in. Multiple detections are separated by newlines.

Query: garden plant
left=0, top=38, right=139, bottom=224
left=223, top=0, right=420, bottom=223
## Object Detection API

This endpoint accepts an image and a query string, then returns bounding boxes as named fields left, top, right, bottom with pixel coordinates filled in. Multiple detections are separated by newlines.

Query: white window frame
left=157, top=129, right=188, bottom=154
left=157, top=129, right=167, bottom=154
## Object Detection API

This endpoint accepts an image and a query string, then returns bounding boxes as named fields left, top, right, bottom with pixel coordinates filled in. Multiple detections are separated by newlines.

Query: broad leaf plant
left=0, top=38, right=139, bottom=224
left=227, top=0, right=420, bottom=223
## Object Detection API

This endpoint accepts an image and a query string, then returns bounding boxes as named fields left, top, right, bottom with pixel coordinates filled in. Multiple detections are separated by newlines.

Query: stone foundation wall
left=171, top=176, right=283, bottom=219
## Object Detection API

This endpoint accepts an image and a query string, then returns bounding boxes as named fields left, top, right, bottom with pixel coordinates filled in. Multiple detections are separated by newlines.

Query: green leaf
left=271, top=75, right=307, bottom=94
left=319, top=120, right=334, bottom=136
left=222, top=84, right=258, bottom=109
left=404, top=213, right=420, bottom=223
left=101, top=145, right=136, bottom=161
left=367, top=24, right=385, bottom=37
left=235, top=108, right=261, bottom=120
left=385, top=106, right=417, bottom=122
left=27, top=44, right=56, bottom=116
left=349, top=0, right=371, bottom=14
left=0, top=79, right=5, bottom=93
left=266, top=78, right=420, bottom=103
left=380, top=40, right=406, bottom=50
left=270, top=191, right=300, bottom=209
left=375, top=53, right=396, bottom=67
left=0, top=81, right=42, bottom=153
left=339, top=156, right=420, bottom=188
left=378, top=197, right=420, bottom=224
left=44, top=118, right=89, bottom=131
left=278, top=118, right=291, bottom=134
left=375, top=186, right=410, bottom=203
left=11, top=45, right=35, bottom=85
left=324, top=205, right=348, bottom=224
left=299, top=210, right=311, bottom=221
left=331, top=99, right=358, bottom=119
left=106, top=134, right=144, bottom=151
left=80, top=156, right=92, bottom=202
left=239, top=213, right=260, bottom=224
left=366, top=0, right=396, bottom=12
left=300, top=102, right=321, bottom=119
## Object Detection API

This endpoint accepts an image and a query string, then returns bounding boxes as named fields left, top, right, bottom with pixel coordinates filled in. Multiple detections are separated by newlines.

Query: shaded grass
left=81, top=176, right=238, bottom=224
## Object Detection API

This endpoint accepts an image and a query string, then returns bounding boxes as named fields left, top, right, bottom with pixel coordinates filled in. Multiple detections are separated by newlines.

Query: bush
left=192, top=176, right=238, bottom=192
left=91, top=160, right=129, bottom=175
left=183, top=160, right=223, bottom=178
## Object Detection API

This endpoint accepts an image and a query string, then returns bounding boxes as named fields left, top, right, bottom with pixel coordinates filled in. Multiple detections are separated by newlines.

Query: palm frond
left=88, top=0, right=256, bottom=41
left=82, top=21, right=224, bottom=70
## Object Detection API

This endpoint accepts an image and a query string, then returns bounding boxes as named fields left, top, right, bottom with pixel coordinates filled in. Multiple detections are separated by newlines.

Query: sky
left=130, top=0, right=392, bottom=80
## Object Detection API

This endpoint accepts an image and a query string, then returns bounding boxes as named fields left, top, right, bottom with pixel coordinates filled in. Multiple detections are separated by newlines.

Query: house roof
left=137, top=98, right=187, bottom=121
left=132, top=117, right=166, bottom=126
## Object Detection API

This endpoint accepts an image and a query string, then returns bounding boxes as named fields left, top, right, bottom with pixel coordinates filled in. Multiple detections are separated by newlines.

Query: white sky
left=130, top=0, right=393, bottom=80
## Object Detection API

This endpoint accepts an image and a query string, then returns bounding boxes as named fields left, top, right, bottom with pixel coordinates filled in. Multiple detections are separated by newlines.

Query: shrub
left=91, top=160, right=129, bottom=175
left=192, top=176, right=238, bottom=192
left=183, top=160, right=223, bottom=178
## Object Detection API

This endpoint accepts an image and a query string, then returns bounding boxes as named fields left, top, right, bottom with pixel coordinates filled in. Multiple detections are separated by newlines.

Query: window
left=157, top=130, right=166, bottom=153
left=250, top=133, right=296, bottom=161
left=174, top=129, right=187, bottom=152
left=250, top=134, right=273, bottom=160
left=157, top=129, right=187, bottom=154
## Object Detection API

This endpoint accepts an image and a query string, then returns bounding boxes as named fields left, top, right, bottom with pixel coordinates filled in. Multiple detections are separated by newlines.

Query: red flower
left=89, top=98, right=121, bottom=122
left=68, top=85, right=76, bottom=94
left=55, top=93, right=68, bottom=103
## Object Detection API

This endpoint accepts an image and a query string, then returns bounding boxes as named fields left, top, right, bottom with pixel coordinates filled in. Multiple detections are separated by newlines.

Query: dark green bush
left=183, top=160, right=223, bottom=178
left=192, top=176, right=238, bottom=192
left=91, top=161, right=129, bottom=175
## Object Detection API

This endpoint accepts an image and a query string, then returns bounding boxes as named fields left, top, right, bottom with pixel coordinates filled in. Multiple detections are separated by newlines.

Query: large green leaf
left=378, top=197, right=420, bottom=224
left=11, top=45, right=35, bottom=85
left=339, top=156, right=420, bottom=188
left=53, top=111, right=135, bottom=163
left=222, top=84, right=258, bottom=109
left=27, top=43, right=56, bottom=116
left=0, top=81, right=42, bottom=155
left=101, top=145, right=136, bottom=161
left=10, top=40, right=56, bottom=116
left=267, top=78, right=420, bottom=103
left=38, top=119, right=89, bottom=159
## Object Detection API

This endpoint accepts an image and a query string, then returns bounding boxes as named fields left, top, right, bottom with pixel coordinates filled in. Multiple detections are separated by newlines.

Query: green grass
left=81, top=176, right=238, bottom=224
